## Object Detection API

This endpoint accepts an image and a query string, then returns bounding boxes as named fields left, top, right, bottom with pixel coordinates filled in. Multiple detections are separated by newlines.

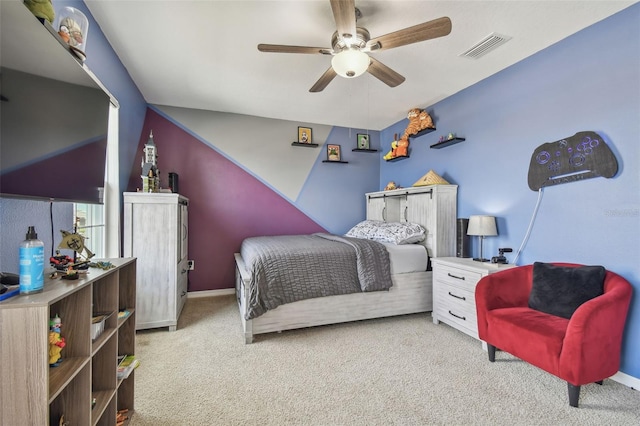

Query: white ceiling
left=85, top=1, right=635, bottom=130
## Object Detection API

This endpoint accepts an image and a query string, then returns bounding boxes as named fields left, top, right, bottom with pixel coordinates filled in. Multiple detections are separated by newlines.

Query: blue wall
left=380, top=4, right=640, bottom=379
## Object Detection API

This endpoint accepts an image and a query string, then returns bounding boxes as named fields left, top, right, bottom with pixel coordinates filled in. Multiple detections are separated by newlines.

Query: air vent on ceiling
left=460, top=33, right=512, bottom=59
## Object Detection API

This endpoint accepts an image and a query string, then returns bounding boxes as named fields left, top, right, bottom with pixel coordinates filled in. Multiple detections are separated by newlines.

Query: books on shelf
left=118, top=309, right=131, bottom=320
left=117, top=355, right=140, bottom=380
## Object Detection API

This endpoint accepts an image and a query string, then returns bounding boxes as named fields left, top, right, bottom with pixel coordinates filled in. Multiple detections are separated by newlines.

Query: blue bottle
left=19, top=226, right=45, bottom=294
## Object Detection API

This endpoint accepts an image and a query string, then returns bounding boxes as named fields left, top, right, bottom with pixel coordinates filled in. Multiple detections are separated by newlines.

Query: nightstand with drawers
left=432, top=257, right=515, bottom=341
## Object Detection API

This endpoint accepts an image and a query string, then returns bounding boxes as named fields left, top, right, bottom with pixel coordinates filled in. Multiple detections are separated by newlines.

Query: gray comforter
left=240, top=233, right=393, bottom=320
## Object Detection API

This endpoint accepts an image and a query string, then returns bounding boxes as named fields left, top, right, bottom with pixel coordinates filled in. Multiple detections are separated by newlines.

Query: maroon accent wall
left=127, top=109, right=326, bottom=291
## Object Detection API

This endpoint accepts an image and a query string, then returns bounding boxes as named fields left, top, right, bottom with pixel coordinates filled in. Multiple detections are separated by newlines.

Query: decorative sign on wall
left=527, top=131, right=618, bottom=191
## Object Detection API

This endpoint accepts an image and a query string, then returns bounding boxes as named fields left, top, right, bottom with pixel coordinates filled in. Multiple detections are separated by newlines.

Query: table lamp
left=467, top=215, right=497, bottom=262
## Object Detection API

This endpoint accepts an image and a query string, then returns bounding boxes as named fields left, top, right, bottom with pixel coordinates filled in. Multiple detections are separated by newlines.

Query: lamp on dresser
left=467, top=215, right=497, bottom=262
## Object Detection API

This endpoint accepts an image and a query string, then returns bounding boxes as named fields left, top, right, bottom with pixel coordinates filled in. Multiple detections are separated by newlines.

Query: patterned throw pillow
left=345, top=220, right=426, bottom=245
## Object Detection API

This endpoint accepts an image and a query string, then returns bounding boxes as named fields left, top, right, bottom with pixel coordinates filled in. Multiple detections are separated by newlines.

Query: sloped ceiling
left=86, top=1, right=636, bottom=130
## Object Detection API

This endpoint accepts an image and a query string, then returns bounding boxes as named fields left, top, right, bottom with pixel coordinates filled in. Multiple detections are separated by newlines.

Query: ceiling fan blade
left=258, top=44, right=332, bottom=55
left=309, top=67, right=337, bottom=93
left=369, top=17, right=452, bottom=51
left=330, top=0, right=357, bottom=43
left=368, top=57, right=405, bottom=88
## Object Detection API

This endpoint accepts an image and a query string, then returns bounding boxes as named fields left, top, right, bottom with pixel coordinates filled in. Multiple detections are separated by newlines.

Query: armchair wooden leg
left=568, top=383, right=580, bottom=408
left=487, top=344, right=496, bottom=362
left=596, top=380, right=603, bottom=385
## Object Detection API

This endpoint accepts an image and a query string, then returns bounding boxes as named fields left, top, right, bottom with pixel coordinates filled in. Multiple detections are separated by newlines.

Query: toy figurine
left=49, top=315, right=66, bottom=366
left=384, top=181, right=400, bottom=191
left=24, top=0, right=55, bottom=24
left=383, top=133, right=399, bottom=161
left=383, top=140, right=398, bottom=161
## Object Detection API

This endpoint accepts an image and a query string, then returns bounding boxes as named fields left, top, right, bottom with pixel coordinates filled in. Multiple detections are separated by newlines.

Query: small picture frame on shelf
left=327, top=144, right=341, bottom=161
left=298, top=126, right=312, bottom=144
left=357, top=134, right=370, bottom=150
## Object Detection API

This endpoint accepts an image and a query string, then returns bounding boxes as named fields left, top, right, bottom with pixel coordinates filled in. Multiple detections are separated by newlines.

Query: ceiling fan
left=258, top=0, right=452, bottom=92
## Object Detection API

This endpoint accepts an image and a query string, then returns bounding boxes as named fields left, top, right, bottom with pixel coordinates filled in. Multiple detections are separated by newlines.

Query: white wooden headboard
left=365, top=185, right=458, bottom=258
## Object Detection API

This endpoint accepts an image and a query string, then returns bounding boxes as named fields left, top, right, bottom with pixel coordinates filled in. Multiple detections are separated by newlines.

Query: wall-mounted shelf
left=409, top=127, right=436, bottom=140
left=385, top=155, right=410, bottom=162
left=322, top=160, right=349, bottom=164
left=291, top=142, right=318, bottom=148
left=352, top=148, right=378, bottom=153
left=430, top=138, right=465, bottom=149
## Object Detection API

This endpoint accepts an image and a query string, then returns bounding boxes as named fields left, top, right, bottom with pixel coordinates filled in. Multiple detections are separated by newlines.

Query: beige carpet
left=129, top=296, right=639, bottom=425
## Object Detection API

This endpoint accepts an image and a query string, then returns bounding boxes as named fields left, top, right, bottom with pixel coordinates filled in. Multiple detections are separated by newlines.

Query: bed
left=235, top=184, right=458, bottom=343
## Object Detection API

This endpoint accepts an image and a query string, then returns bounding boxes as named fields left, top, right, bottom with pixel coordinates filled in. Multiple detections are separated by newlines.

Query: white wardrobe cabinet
left=365, top=185, right=457, bottom=257
left=123, top=192, right=189, bottom=331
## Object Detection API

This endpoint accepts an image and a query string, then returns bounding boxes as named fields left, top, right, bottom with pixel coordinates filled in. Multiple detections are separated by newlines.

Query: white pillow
left=345, top=220, right=426, bottom=245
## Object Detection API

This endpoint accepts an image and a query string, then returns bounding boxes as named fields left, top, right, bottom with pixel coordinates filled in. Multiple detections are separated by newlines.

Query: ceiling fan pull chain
left=367, top=74, right=370, bottom=136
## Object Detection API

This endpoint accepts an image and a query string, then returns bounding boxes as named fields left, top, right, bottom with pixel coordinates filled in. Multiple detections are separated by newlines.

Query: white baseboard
left=611, top=371, right=640, bottom=390
left=187, top=288, right=235, bottom=298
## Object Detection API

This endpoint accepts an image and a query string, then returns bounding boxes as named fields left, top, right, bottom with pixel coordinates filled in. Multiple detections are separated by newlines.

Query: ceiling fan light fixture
left=331, top=49, right=370, bottom=78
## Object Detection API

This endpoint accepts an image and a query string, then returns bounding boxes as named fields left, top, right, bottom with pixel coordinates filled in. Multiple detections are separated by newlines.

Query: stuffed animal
left=383, top=141, right=398, bottom=161
left=395, top=137, right=410, bottom=157
left=384, top=181, right=399, bottom=191
left=49, top=332, right=65, bottom=365
left=418, top=110, right=435, bottom=131
left=402, top=108, right=422, bottom=139
left=402, top=108, right=435, bottom=140
left=24, top=0, right=55, bottom=24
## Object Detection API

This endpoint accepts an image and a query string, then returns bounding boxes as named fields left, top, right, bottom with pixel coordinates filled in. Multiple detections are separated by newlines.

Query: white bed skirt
left=235, top=253, right=433, bottom=343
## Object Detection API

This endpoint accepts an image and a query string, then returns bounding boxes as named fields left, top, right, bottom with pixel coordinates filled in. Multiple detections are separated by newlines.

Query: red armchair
left=475, top=263, right=632, bottom=407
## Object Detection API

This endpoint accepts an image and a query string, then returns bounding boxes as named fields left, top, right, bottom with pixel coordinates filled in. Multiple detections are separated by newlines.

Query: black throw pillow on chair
left=528, top=262, right=606, bottom=319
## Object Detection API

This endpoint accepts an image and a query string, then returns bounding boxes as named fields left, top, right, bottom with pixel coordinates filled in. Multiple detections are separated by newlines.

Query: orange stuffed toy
left=395, top=137, right=410, bottom=157
left=418, top=110, right=435, bottom=131
left=402, top=108, right=435, bottom=140
left=402, top=108, right=422, bottom=139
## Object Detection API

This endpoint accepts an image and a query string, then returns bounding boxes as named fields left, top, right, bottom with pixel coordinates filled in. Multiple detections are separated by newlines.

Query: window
left=74, top=203, right=105, bottom=259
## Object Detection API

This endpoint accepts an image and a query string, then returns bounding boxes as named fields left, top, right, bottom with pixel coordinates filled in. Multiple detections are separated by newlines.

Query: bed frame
left=235, top=253, right=432, bottom=343
left=234, top=184, right=457, bottom=343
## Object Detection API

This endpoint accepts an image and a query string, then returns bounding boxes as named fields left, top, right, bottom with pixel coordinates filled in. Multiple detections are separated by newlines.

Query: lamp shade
left=467, top=215, right=497, bottom=236
left=331, top=49, right=370, bottom=78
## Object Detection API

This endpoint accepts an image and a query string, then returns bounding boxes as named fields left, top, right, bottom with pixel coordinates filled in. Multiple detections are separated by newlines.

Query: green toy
left=24, top=0, right=55, bottom=24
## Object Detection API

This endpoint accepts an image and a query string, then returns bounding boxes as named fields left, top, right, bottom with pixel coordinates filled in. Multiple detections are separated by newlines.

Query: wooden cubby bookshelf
left=0, top=258, right=137, bottom=425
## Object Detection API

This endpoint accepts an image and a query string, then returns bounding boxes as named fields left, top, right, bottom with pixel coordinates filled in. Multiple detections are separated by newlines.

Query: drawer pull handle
left=448, top=310, right=466, bottom=321
left=448, top=292, right=466, bottom=301
left=447, top=273, right=465, bottom=280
